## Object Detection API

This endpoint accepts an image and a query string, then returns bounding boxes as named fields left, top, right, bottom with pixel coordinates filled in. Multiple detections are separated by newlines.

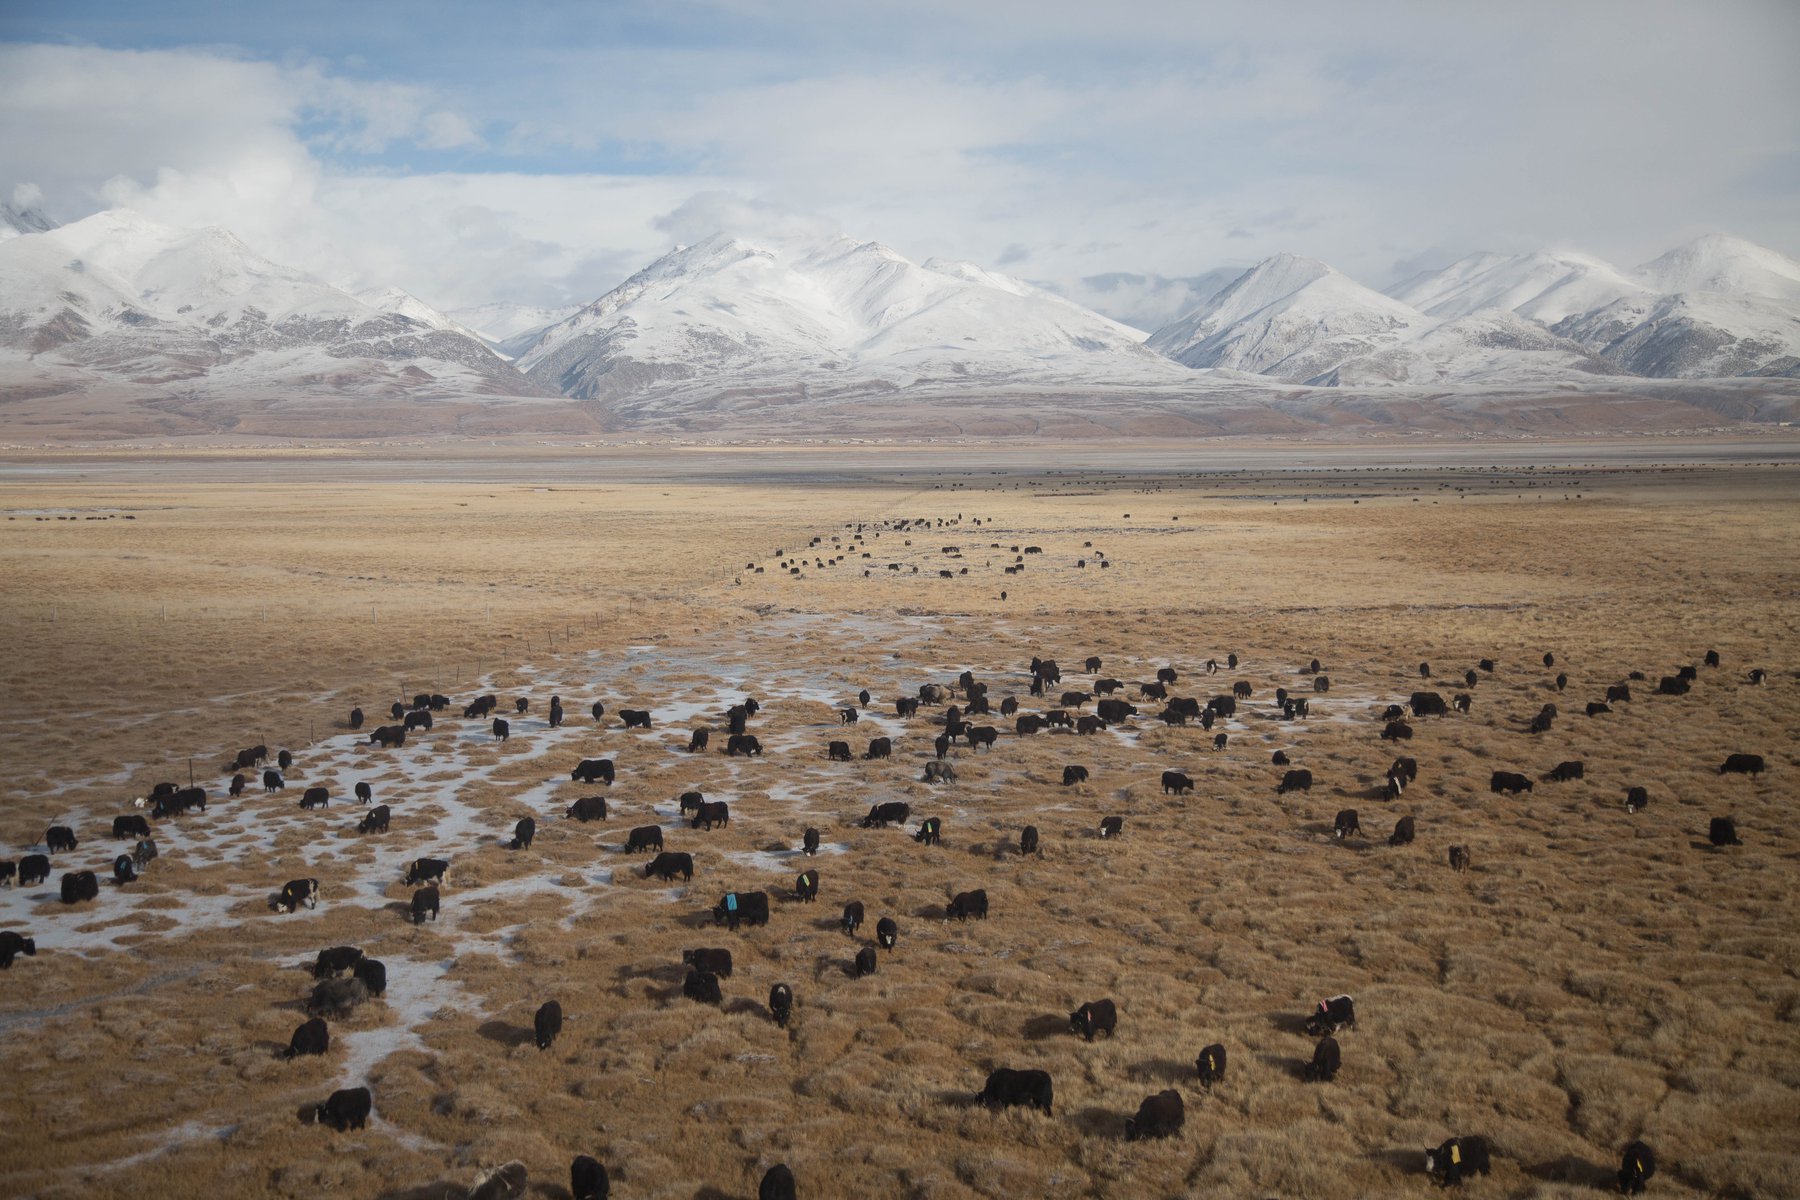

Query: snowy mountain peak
left=0, top=195, right=55, bottom=242
left=1386, top=248, right=1646, bottom=326
left=516, top=227, right=1182, bottom=402
left=1637, top=234, right=1800, bottom=302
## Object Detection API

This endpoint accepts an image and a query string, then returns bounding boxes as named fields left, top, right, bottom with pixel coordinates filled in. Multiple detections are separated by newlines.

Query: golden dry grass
left=0, top=453, right=1797, bottom=1199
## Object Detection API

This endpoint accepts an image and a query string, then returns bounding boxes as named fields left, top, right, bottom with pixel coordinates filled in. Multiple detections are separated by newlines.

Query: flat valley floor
left=0, top=448, right=1796, bottom=1199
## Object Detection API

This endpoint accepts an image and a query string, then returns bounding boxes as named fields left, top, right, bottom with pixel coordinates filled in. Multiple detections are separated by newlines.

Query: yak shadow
left=1070, top=1105, right=1125, bottom=1138
left=1126, top=1058, right=1195, bottom=1086
left=913, top=903, right=948, bottom=920
left=1524, top=1155, right=1613, bottom=1187
left=674, top=909, right=719, bottom=930
left=722, top=997, right=766, bottom=1019
left=1023, top=1013, right=1070, bottom=1041
left=1265, top=1009, right=1312, bottom=1036
left=1368, top=1147, right=1423, bottom=1174
left=937, top=1088, right=979, bottom=1110
left=691, top=1187, right=736, bottom=1200
left=810, top=916, right=848, bottom=934
left=1255, top=1049, right=1309, bottom=1076
left=477, top=1020, right=535, bottom=1049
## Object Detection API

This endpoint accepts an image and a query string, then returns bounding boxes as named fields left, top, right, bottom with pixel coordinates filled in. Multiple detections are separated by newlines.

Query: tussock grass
left=0, top=460, right=1796, bottom=1197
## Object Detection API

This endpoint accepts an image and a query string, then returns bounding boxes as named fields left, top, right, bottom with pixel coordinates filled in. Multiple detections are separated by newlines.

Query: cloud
left=1, top=4, right=1796, bottom=315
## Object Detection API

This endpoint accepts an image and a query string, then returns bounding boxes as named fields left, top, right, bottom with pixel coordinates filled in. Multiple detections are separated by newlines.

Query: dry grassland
left=0, top=458, right=1796, bottom=1200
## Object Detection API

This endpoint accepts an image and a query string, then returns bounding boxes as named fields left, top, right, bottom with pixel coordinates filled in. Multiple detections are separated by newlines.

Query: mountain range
left=0, top=203, right=1795, bottom=439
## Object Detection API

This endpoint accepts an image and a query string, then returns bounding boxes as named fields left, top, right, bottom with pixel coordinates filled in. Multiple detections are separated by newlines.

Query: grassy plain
left=0, top=453, right=1795, bottom=1199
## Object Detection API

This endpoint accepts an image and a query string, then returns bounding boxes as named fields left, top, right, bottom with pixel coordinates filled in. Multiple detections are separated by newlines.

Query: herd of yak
left=2, top=637, right=1774, bottom=1198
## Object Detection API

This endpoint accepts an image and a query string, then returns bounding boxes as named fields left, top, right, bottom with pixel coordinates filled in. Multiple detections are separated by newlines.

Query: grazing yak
left=684, top=970, right=723, bottom=1004
left=300, top=787, right=330, bottom=810
left=1277, top=768, right=1313, bottom=795
left=510, top=817, right=536, bottom=850
left=1410, top=692, right=1449, bottom=717
left=769, top=983, right=794, bottom=1029
left=877, top=917, right=898, bottom=949
left=311, top=946, right=363, bottom=979
left=353, top=958, right=387, bottom=997
left=841, top=901, right=865, bottom=937
left=727, top=733, right=764, bottom=757
left=864, top=736, right=893, bottom=760
left=567, top=796, right=609, bottom=823
left=913, top=817, right=942, bottom=845
left=1449, top=845, right=1472, bottom=871
left=714, top=891, right=770, bottom=931
left=1389, top=816, right=1416, bottom=846
left=283, top=1017, right=329, bottom=1059
left=272, top=878, right=320, bottom=913
left=828, top=740, right=852, bottom=762
left=1618, top=1141, right=1656, bottom=1195
left=571, top=759, right=615, bottom=785
left=1070, top=998, right=1117, bottom=1041
left=311, top=1086, right=372, bottom=1131
left=1624, top=787, right=1649, bottom=813
left=570, top=1156, right=608, bottom=1200
left=802, top=827, right=821, bottom=856
left=112, top=855, right=137, bottom=885
left=759, top=1165, right=797, bottom=1200
left=644, top=852, right=694, bottom=882
left=492, top=718, right=509, bottom=742
left=1305, top=994, right=1356, bottom=1036
left=3, top=935, right=39, bottom=969
left=369, top=726, right=405, bottom=748
left=794, top=869, right=819, bottom=902
left=624, top=825, right=664, bottom=853
left=853, top=947, right=878, bottom=977
left=688, top=728, right=710, bottom=753
left=1424, top=1135, right=1492, bottom=1187
left=1709, top=817, right=1741, bottom=847
left=1125, top=1090, right=1185, bottom=1140
left=862, top=802, right=910, bottom=829
left=1490, top=771, right=1533, bottom=795
left=1333, top=810, right=1362, bottom=839
left=357, top=805, right=391, bottom=835
left=404, top=857, right=448, bottom=886
left=410, top=886, right=439, bottom=923
left=1099, top=816, right=1124, bottom=839
left=1196, top=1043, right=1226, bottom=1089
left=1062, top=764, right=1089, bottom=787
left=44, top=825, right=78, bottom=854
left=18, top=856, right=50, bottom=887
left=1019, top=826, right=1040, bottom=857
left=1382, top=720, right=1414, bottom=741
left=535, top=1000, right=563, bottom=1050
left=1719, top=753, right=1765, bottom=775
left=683, top=948, right=733, bottom=978
left=1303, top=1036, right=1341, bottom=1082
left=923, top=760, right=956, bottom=784
left=977, top=1067, right=1053, bottom=1115
left=112, top=814, right=150, bottom=840
left=691, top=801, right=730, bottom=831
left=307, top=976, right=369, bottom=1018
left=620, top=709, right=653, bottom=729
left=947, top=889, right=988, bottom=921
left=1547, top=760, right=1584, bottom=782
left=1162, top=770, right=1194, bottom=795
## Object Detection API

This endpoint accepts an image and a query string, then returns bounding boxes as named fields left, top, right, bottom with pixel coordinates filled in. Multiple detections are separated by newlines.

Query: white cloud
left=1, top=4, right=1796, bottom=316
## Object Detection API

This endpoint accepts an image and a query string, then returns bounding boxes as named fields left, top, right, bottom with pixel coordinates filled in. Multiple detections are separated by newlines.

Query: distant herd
left=1, top=634, right=1775, bottom=1196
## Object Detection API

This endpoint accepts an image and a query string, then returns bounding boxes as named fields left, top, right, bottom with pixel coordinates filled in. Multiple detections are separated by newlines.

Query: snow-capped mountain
left=1386, top=250, right=1647, bottom=326
left=0, top=197, right=55, bottom=242
left=1637, top=234, right=1800, bottom=302
left=517, top=232, right=1186, bottom=401
left=1148, top=236, right=1800, bottom=385
left=450, top=302, right=584, bottom=359
left=1146, top=255, right=1426, bottom=382
left=0, top=210, right=538, bottom=398
left=1042, top=269, right=1245, bottom=333
left=1377, top=235, right=1800, bottom=379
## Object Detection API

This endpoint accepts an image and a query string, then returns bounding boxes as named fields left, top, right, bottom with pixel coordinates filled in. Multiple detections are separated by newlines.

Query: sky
left=2, top=0, right=1797, bottom=318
